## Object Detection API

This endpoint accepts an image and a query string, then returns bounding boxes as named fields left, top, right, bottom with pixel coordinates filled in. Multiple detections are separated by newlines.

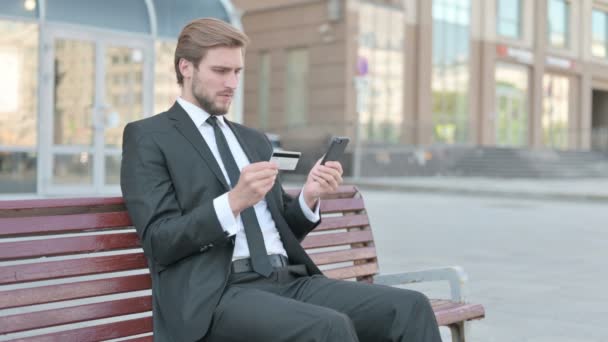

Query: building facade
left=0, top=0, right=241, bottom=197
left=233, top=0, right=608, bottom=170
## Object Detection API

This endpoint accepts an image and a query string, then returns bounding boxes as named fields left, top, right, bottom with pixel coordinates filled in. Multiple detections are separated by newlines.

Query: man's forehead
left=202, top=47, right=244, bottom=67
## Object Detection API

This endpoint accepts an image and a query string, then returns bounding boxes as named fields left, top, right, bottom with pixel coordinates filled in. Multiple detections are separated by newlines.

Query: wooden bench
left=0, top=185, right=484, bottom=341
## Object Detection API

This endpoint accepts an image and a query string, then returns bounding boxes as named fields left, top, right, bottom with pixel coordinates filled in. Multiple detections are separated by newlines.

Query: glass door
left=41, top=27, right=150, bottom=195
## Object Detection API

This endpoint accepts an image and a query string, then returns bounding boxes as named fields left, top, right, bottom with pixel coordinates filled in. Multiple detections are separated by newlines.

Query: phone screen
left=321, top=137, right=350, bottom=165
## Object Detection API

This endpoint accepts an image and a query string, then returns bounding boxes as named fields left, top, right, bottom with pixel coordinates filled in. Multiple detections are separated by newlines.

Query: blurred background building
left=2, top=0, right=608, bottom=198
left=233, top=0, right=608, bottom=178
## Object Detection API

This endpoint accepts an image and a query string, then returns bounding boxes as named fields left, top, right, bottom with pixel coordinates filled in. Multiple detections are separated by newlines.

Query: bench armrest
left=373, top=266, right=468, bottom=302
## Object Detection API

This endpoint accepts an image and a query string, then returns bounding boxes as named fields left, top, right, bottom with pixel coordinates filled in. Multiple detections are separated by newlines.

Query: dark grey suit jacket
left=120, top=102, right=322, bottom=342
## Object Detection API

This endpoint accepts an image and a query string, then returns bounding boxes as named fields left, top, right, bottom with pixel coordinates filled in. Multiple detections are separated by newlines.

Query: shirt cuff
left=299, top=191, right=320, bottom=222
left=213, top=193, right=240, bottom=236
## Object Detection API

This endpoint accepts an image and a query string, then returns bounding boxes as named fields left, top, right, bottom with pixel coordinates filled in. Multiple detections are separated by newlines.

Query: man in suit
left=121, top=17, right=441, bottom=342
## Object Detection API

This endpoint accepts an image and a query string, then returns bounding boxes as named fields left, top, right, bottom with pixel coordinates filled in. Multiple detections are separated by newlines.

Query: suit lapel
left=168, top=102, right=230, bottom=191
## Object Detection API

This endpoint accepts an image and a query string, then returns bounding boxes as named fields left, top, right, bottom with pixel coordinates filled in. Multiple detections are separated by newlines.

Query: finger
left=251, top=179, right=275, bottom=195
left=318, top=165, right=341, bottom=179
left=319, top=172, right=338, bottom=190
left=325, top=161, right=343, bottom=175
left=247, top=168, right=279, bottom=181
left=245, top=161, right=279, bottom=172
left=312, top=173, right=332, bottom=189
left=315, top=168, right=340, bottom=188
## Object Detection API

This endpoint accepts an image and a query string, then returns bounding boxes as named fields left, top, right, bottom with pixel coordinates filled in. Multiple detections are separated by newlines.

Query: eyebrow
left=211, top=66, right=243, bottom=71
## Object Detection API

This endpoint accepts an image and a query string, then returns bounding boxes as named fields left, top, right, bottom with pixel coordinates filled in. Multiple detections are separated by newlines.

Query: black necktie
left=207, top=116, right=273, bottom=277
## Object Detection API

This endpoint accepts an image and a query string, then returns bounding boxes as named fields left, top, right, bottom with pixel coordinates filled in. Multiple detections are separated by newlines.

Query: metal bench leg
left=449, top=322, right=466, bottom=342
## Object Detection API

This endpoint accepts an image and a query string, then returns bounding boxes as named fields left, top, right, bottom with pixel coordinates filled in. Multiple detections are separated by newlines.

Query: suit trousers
left=203, top=265, right=442, bottom=342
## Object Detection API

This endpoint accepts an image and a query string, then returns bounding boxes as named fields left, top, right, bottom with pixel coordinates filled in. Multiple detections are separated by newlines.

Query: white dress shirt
left=176, top=97, right=320, bottom=260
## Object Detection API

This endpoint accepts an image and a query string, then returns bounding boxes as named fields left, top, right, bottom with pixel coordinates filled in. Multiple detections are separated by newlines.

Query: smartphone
left=321, top=137, right=350, bottom=165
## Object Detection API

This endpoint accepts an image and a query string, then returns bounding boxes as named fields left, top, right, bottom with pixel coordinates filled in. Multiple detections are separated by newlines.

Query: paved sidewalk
left=346, top=177, right=608, bottom=202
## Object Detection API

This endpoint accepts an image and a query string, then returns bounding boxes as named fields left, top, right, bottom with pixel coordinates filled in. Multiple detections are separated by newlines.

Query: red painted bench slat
left=0, top=253, right=148, bottom=285
left=314, top=214, right=370, bottom=231
left=320, top=198, right=365, bottom=214
left=324, top=263, right=379, bottom=280
left=0, top=296, right=152, bottom=334
left=301, top=230, right=373, bottom=249
left=309, top=246, right=377, bottom=265
left=0, top=197, right=125, bottom=211
left=0, top=274, right=151, bottom=310
left=0, top=211, right=131, bottom=237
left=11, top=316, right=153, bottom=342
left=0, top=233, right=140, bottom=261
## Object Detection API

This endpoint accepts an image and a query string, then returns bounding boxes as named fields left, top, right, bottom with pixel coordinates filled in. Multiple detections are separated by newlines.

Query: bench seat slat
left=0, top=211, right=132, bottom=237
left=0, top=253, right=148, bottom=285
left=433, top=302, right=486, bottom=326
left=320, top=198, right=365, bottom=214
left=0, top=274, right=151, bottom=310
left=0, top=296, right=152, bottom=334
left=323, top=263, right=378, bottom=280
left=301, top=230, right=373, bottom=249
left=314, top=214, right=370, bottom=231
left=11, top=316, right=153, bottom=342
left=308, top=247, right=377, bottom=265
left=0, top=233, right=141, bottom=261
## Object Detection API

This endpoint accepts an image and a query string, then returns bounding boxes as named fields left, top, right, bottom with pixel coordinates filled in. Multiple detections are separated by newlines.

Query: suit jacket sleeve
left=281, top=186, right=320, bottom=241
left=121, top=123, right=230, bottom=268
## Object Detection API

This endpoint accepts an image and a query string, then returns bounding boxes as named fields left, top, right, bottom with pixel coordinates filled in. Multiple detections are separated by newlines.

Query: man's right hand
left=228, top=161, right=278, bottom=217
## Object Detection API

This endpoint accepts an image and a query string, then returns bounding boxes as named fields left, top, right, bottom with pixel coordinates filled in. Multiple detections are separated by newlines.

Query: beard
left=192, top=82, right=231, bottom=116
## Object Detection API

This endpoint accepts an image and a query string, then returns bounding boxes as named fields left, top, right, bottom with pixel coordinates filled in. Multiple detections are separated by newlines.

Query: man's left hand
left=302, top=159, right=343, bottom=209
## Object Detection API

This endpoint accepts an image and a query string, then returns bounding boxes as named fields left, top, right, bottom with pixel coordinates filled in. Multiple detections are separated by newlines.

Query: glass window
left=154, top=40, right=181, bottom=114
left=285, top=48, right=309, bottom=129
left=547, top=0, right=570, bottom=49
left=432, top=0, right=471, bottom=144
left=0, top=20, right=38, bottom=194
left=47, top=0, right=150, bottom=33
left=0, top=0, right=38, bottom=19
left=357, top=2, right=405, bottom=144
left=53, top=39, right=95, bottom=146
left=497, top=0, right=522, bottom=39
left=495, top=63, right=529, bottom=147
left=153, top=0, right=230, bottom=39
left=258, top=52, right=271, bottom=131
left=592, top=9, right=608, bottom=58
left=542, top=74, right=570, bottom=150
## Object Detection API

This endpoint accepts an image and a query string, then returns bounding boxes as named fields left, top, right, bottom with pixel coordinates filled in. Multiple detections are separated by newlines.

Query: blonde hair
left=174, top=18, right=249, bottom=85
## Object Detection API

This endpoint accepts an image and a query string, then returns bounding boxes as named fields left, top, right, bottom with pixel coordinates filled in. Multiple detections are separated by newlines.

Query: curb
left=350, top=181, right=608, bottom=203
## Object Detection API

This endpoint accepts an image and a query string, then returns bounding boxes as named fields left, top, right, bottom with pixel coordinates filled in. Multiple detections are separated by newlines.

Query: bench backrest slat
left=0, top=274, right=151, bottom=310
left=0, top=233, right=140, bottom=261
left=308, top=246, right=377, bottom=266
left=0, top=185, right=376, bottom=340
left=1, top=296, right=152, bottom=335
left=0, top=254, right=148, bottom=285
left=301, top=230, right=373, bottom=249
left=0, top=212, right=131, bottom=236
left=324, top=263, right=379, bottom=280
left=314, top=214, right=370, bottom=231
left=11, top=316, right=153, bottom=342
left=319, top=198, right=365, bottom=213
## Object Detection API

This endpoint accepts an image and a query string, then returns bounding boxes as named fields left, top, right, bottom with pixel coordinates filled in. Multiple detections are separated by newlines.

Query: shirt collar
left=176, top=96, right=226, bottom=128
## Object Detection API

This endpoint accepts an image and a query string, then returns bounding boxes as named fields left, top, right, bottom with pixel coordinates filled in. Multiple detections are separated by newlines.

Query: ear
left=178, top=58, right=193, bottom=81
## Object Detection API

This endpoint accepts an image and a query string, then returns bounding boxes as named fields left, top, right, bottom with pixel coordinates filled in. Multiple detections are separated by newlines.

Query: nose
left=225, top=72, right=239, bottom=89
